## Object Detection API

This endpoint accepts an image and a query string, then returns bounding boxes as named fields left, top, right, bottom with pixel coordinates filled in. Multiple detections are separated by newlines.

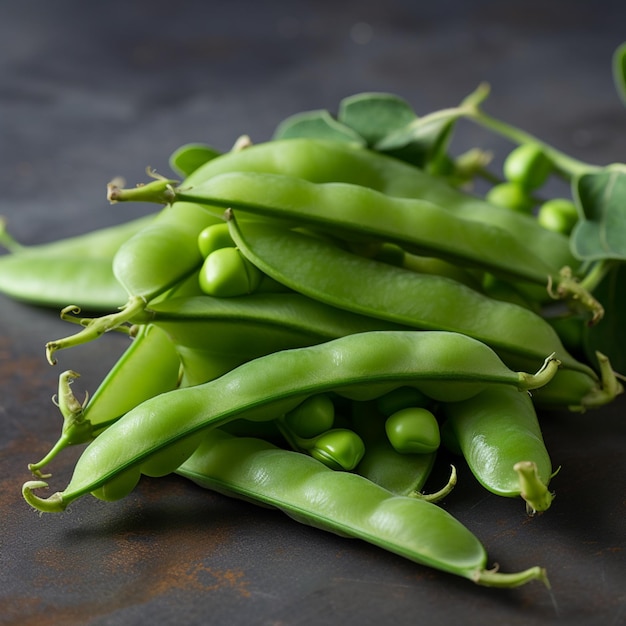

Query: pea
left=385, top=407, right=441, bottom=455
left=485, top=182, right=535, bottom=214
left=198, top=247, right=263, bottom=297
left=503, top=143, right=553, bottom=190
left=537, top=198, right=579, bottom=235
left=283, top=394, right=335, bottom=439
left=197, top=222, right=235, bottom=258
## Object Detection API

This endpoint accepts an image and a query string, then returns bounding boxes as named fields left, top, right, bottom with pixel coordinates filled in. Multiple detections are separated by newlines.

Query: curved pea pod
left=176, top=429, right=548, bottom=588
left=441, top=385, right=554, bottom=514
left=171, top=172, right=600, bottom=321
left=169, top=142, right=221, bottom=177
left=225, top=216, right=616, bottom=410
left=183, top=137, right=576, bottom=274
left=27, top=323, right=182, bottom=477
left=44, top=202, right=223, bottom=364
left=147, top=292, right=407, bottom=386
left=22, top=330, right=560, bottom=513
left=0, top=214, right=154, bottom=310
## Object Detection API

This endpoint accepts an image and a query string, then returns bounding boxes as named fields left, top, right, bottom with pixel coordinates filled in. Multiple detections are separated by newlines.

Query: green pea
left=284, top=394, right=335, bottom=439
left=485, top=182, right=535, bottom=214
left=198, top=247, right=263, bottom=297
left=385, top=407, right=440, bottom=455
left=537, top=198, right=579, bottom=235
left=308, top=428, right=365, bottom=471
left=503, top=143, right=553, bottom=190
left=197, top=222, right=235, bottom=258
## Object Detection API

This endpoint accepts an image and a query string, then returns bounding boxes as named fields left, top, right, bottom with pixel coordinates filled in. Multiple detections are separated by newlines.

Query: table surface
left=1, top=2, right=625, bottom=625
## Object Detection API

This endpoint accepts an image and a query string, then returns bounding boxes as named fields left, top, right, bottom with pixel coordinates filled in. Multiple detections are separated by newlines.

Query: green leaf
left=337, top=92, right=417, bottom=145
left=570, top=166, right=626, bottom=261
left=583, top=262, right=626, bottom=375
left=373, top=109, right=459, bottom=168
left=273, top=110, right=365, bottom=144
left=169, top=143, right=221, bottom=177
left=613, top=42, right=626, bottom=107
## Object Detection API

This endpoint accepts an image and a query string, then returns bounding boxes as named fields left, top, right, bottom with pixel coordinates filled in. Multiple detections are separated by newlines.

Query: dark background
left=1, top=2, right=625, bottom=625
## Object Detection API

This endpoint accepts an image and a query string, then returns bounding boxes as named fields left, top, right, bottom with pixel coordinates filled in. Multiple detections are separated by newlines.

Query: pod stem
left=547, top=266, right=605, bottom=326
left=45, top=296, right=147, bottom=365
left=517, top=353, right=561, bottom=391
left=28, top=371, right=94, bottom=477
left=22, top=481, right=68, bottom=514
left=411, top=465, right=457, bottom=503
left=575, top=351, right=625, bottom=411
left=107, top=175, right=178, bottom=205
left=513, top=461, right=554, bottom=515
left=473, top=565, right=550, bottom=589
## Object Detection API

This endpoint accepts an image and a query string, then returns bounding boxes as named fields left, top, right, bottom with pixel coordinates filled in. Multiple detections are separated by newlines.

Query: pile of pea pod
left=4, top=81, right=626, bottom=591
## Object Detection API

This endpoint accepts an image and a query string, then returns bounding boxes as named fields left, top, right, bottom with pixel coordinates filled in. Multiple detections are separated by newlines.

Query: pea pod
left=441, top=385, right=554, bottom=514
left=147, top=292, right=407, bottom=385
left=180, top=137, right=577, bottom=273
left=0, top=214, right=154, bottom=310
left=225, top=216, right=615, bottom=409
left=44, top=202, right=223, bottom=364
left=22, top=330, right=559, bottom=513
left=176, top=428, right=548, bottom=588
left=127, top=171, right=601, bottom=320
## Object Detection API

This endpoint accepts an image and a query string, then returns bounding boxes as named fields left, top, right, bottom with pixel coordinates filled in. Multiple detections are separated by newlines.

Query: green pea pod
left=45, top=202, right=222, bottom=364
left=176, top=428, right=548, bottom=588
left=156, top=172, right=599, bottom=320
left=225, top=216, right=615, bottom=410
left=22, top=330, right=560, bottom=513
left=0, top=214, right=154, bottom=310
left=147, top=292, right=407, bottom=385
left=114, top=138, right=578, bottom=274
left=27, top=323, right=182, bottom=476
left=442, top=385, right=554, bottom=514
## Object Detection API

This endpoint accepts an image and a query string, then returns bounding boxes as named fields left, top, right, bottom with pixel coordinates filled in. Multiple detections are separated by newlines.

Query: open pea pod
left=176, top=428, right=548, bottom=589
left=23, top=330, right=559, bottom=514
left=0, top=214, right=154, bottom=310
left=225, top=216, right=619, bottom=411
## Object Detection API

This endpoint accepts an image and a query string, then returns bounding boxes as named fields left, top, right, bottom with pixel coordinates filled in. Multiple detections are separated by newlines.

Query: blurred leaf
left=273, top=110, right=365, bottom=144
left=570, top=166, right=626, bottom=261
left=338, top=92, right=417, bottom=145
left=583, top=262, right=626, bottom=375
left=169, top=143, right=221, bottom=177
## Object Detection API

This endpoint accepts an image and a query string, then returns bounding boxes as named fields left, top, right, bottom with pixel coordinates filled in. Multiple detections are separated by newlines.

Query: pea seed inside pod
left=385, top=407, right=441, bottom=455
left=199, top=247, right=263, bottom=297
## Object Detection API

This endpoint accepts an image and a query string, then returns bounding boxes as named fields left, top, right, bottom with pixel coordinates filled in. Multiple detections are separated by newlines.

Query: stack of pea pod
left=6, top=52, right=626, bottom=591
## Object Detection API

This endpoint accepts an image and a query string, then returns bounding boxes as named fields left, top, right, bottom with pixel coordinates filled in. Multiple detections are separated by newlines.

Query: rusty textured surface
left=1, top=2, right=626, bottom=625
